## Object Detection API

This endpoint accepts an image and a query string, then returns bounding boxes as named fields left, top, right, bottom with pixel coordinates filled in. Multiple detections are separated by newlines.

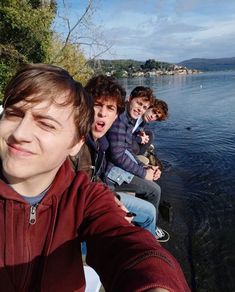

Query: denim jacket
left=106, top=149, right=137, bottom=185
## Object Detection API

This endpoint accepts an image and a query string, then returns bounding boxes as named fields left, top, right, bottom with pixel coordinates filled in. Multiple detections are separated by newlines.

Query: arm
left=80, top=181, right=190, bottom=292
left=147, top=289, right=169, bottom=292
left=107, top=117, right=147, bottom=178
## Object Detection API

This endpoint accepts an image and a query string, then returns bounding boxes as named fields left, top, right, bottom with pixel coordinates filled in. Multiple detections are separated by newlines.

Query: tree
left=46, top=34, right=93, bottom=85
left=0, top=0, right=111, bottom=98
left=52, top=0, right=111, bottom=64
left=0, top=0, right=55, bottom=98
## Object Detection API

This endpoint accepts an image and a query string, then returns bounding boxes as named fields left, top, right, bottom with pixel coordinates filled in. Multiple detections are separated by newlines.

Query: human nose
left=11, top=115, right=34, bottom=143
left=140, top=106, right=146, bottom=114
left=97, top=106, right=107, bottom=117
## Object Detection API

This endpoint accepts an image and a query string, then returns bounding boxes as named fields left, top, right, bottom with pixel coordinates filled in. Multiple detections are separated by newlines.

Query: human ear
left=69, top=138, right=85, bottom=156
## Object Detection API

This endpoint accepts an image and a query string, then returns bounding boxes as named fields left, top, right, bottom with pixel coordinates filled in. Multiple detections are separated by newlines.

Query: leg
left=132, top=139, right=141, bottom=155
left=115, top=175, right=161, bottom=220
left=117, top=192, right=156, bottom=236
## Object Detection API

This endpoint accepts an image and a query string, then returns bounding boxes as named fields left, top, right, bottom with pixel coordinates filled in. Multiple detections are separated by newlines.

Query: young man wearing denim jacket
left=72, top=76, right=158, bottom=236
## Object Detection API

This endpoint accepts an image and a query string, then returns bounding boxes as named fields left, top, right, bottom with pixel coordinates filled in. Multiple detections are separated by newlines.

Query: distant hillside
left=178, top=57, right=235, bottom=71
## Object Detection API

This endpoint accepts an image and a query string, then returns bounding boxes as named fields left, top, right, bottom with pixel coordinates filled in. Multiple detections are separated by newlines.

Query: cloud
left=56, top=0, right=235, bottom=62
left=99, top=4, right=235, bottom=62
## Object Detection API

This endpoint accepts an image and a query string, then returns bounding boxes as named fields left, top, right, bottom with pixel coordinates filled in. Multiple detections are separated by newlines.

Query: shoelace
left=156, top=228, right=165, bottom=238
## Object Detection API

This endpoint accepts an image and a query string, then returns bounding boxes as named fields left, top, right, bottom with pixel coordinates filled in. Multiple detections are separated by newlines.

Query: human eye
left=94, top=102, right=102, bottom=108
left=108, top=105, right=116, bottom=112
left=38, top=120, right=56, bottom=130
left=4, top=108, right=23, bottom=119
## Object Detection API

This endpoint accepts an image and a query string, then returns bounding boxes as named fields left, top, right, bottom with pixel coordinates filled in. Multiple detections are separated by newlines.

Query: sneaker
left=155, top=227, right=170, bottom=242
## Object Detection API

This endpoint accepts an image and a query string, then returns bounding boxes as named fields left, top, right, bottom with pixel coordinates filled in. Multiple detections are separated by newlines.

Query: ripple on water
left=187, top=190, right=235, bottom=292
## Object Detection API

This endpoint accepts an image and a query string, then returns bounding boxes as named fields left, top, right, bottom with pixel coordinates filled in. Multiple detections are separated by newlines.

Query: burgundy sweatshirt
left=0, top=159, right=190, bottom=292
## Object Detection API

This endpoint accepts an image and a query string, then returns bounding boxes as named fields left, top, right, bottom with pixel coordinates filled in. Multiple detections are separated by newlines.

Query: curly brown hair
left=129, top=86, right=155, bottom=105
left=151, top=98, right=169, bottom=121
left=84, top=75, right=126, bottom=114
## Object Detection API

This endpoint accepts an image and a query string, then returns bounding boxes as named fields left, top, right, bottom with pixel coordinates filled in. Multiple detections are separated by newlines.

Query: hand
left=153, top=168, right=161, bottom=180
left=144, top=166, right=161, bottom=181
left=144, top=168, right=155, bottom=181
left=138, top=131, right=150, bottom=144
left=149, top=165, right=161, bottom=180
left=114, top=196, right=134, bottom=224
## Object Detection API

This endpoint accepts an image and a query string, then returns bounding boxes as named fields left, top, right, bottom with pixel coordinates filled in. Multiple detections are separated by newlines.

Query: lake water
left=119, top=71, right=235, bottom=292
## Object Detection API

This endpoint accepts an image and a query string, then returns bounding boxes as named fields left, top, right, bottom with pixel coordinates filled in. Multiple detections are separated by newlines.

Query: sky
left=55, top=0, right=235, bottom=63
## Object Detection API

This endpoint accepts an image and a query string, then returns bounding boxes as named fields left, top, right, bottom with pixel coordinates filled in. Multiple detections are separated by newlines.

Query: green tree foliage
left=0, top=0, right=93, bottom=99
left=141, top=59, right=170, bottom=70
left=89, top=58, right=172, bottom=77
left=89, top=59, right=145, bottom=76
left=46, top=35, right=93, bottom=85
left=0, top=0, right=55, bottom=99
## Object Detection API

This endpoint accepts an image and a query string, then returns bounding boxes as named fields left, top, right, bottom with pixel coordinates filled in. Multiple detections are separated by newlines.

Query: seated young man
left=72, top=75, right=157, bottom=237
left=132, top=98, right=169, bottom=156
left=0, top=64, right=190, bottom=291
left=105, top=86, right=169, bottom=241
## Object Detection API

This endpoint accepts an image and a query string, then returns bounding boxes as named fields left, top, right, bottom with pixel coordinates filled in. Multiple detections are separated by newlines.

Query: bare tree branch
left=50, top=0, right=111, bottom=63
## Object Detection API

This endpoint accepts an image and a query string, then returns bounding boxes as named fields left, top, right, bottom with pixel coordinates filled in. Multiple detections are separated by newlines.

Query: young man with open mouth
left=72, top=75, right=158, bottom=236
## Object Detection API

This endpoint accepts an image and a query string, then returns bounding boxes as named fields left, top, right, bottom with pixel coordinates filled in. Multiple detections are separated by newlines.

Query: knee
left=151, top=183, right=161, bottom=197
left=144, top=201, right=156, bottom=218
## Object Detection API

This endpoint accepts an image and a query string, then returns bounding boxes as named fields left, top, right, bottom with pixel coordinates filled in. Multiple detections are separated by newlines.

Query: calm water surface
left=120, top=71, right=235, bottom=292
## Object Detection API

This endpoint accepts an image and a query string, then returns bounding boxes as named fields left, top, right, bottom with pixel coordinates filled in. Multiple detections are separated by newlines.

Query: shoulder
left=98, top=136, right=109, bottom=151
left=70, top=143, right=92, bottom=173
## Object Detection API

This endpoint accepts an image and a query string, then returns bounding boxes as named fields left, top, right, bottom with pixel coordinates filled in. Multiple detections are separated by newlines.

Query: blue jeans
left=117, top=192, right=156, bottom=235
left=114, top=175, right=161, bottom=220
left=81, top=192, right=157, bottom=255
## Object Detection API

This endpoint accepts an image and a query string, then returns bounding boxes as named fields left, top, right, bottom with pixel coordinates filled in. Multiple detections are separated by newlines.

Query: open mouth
left=95, top=121, right=105, bottom=132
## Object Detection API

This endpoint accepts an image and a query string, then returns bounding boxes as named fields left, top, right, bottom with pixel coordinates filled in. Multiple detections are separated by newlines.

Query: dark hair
left=151, top=98, right=169, bottom=121
left=129, top=86, right=154, bottom=105
left=84, top=75, right=126, bottom=114
left=3, top=63, right=94, bottom=141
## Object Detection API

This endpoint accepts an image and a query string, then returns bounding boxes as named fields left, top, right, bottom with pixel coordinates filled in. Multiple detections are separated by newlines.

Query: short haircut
left=151, top=98, right=169, bottom=121
left=85, top=75, right=126, bottom=114
left=129, top=86, right=155, bottom=105
left=3, top=63, right=94, bottom=141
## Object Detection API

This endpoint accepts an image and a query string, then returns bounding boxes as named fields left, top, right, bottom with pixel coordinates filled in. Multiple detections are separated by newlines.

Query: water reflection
left=119, top=71, right=235, bottom=292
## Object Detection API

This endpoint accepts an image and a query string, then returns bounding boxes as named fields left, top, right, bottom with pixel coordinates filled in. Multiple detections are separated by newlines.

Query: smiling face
left=128, top=97, right=150, bottom=120
left=143, top=108, right=163, bottom=122
left=0, top=96, right=83, bottom=189
left=91, top=97, right=118, bottom=140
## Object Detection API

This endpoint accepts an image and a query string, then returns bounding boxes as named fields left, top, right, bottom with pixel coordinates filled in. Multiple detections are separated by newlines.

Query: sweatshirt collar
left=0, top=159, right=75, bottom=204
